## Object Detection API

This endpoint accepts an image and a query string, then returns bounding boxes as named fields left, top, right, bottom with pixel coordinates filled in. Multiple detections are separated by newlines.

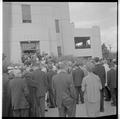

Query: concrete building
left=73, top=26, right=102, bottom=58
left=3, top=2, right=102, bottom=63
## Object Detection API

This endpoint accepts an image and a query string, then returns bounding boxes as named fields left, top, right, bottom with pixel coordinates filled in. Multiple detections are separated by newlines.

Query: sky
left=69, top=2, right=117, bottom=52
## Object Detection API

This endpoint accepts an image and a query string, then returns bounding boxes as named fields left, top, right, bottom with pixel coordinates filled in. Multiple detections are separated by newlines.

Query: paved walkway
left=45, top=101, right=116, bottom=117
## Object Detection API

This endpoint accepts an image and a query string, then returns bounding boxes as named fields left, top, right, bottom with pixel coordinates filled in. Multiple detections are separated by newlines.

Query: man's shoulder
left=95, top=64, right=105, bottom=70
left=10, top=78, right=23, bottom=85
left=52, top=73, right=58, bottom=80
left=33, top=69, right=44, bottom=75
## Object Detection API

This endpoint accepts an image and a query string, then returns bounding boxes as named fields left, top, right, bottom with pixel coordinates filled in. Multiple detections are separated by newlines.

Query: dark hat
left=24, top=72, right=32, bottom=79
left=75, top=61, right=80, bottom=67
left=94, top=57, right=100, bottom=63
left=109, top=62, right=115, bottom=68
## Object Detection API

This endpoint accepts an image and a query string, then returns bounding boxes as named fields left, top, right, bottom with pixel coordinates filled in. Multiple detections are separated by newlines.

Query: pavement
left=45, top=101, right=116, bottom=117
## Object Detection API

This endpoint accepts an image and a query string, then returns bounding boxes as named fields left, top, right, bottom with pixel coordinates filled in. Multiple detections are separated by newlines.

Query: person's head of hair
left=75, top=61, right=80, bottom=67
left=94, top=57, right=100, bottom=63
left=79, top=61, right=83, bottom=67
left=113, top=59, right=117, bottom=65
left=86, top=62, right=95, bottom=72
left=90, top=60, right=95, bottom=64
left=24, top=72, right=32, bottom=80
left=48, top=63, right=53, bottom=70
left=33, top=63, right=41, bottom=70
left=109, top=62, right=115, bottom=68
left=58, top=62, right=66, bottom=70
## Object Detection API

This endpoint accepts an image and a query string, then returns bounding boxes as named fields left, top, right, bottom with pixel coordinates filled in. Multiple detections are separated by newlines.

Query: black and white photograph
left=2, top=1, right=118, bottom=117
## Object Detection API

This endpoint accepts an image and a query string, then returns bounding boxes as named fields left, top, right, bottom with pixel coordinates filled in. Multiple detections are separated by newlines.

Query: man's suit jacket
left=3, top=73, right=12, bottom=116
left=52, top=72, right=77, bottom=108
left=24, top=72, right=39, bottom=105
left=9, top=77, right=29, bottom=110
left=107, top=68, right=116, bottom=89
left=72, top=67, right=84, bottom=87
left=93, top=63, right=106, bottom=89
left=46, top=70, right=56, bottom=91
left=32, top=69, right=48, bottom=97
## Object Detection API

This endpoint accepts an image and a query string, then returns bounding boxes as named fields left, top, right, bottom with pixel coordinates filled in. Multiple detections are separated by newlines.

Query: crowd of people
left=2, top=53, right=117, bottom=117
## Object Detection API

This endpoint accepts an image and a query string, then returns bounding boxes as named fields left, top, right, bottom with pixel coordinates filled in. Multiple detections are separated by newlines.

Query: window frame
left=21, top=4, right=32, bottom=23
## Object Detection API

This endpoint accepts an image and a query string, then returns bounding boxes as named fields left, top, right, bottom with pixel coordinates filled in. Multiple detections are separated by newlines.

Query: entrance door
left=20, top=41, right=40, bottom=55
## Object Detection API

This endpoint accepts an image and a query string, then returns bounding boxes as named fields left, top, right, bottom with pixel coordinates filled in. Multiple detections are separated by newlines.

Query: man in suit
left=72, top=62, right=84, bottom=104
left=52, top=62, right=77, bottom=117
left=107, top=62, right=117, bottom=106
left=93, top=57, right=106, bottom=112
left=31, top=64, right=48, bottom=117
left=9, top=69, right=30, bottom=117
left=102, top=60, right=111, bottom=101
left=24, top=71, right=40, bottom=117
left=2, top=65, right=12, bottom=117
left=47, top=63, right=57, bottom=108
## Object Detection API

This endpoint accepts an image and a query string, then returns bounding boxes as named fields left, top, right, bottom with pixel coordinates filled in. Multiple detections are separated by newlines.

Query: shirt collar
left=57, top=69, right=66, bottom=74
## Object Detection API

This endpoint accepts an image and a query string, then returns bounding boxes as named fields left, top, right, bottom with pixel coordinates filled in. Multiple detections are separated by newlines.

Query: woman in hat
left=81, top=62, right=102, bottom=117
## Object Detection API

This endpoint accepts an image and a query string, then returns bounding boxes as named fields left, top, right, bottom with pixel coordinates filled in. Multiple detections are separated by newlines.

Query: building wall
left=3, top=2, right=102, bottom=63
left=3, top=2, right=12, bottom=62
left=73, top=26, right=102, bottom=58
left=5, top=2, right=73, bottom=63
left=61, top=21, right=75, bottom=56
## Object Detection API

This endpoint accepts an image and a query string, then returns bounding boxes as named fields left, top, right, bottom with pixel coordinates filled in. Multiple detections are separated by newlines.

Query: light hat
left=86, top=62, right=95, bottom=72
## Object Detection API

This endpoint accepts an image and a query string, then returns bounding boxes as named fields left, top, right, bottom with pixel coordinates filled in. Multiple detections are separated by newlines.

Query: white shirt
left=103, top=63, right=110, bottom=85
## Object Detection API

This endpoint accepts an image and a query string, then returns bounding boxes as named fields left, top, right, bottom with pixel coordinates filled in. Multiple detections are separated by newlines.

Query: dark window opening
left=57, top=46, right=62, bottom=57
left=74, top=37, right=91, bottom=49
left=55, top=19, right=60, bottom=33
left=22, top=4, right=31, bottom=23
left=20, top=41, right=40, bottom=54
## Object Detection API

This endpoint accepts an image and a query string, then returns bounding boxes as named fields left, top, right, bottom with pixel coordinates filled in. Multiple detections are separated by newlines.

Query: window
left=20, top=41, right=40, bottom=53
left=74, top=37, right=91, bottom=49
left=57, top=46, right=62, bottom=57
left=55, top=19, right=60, bottom=33
left=22, top=4, right=31, bottom=23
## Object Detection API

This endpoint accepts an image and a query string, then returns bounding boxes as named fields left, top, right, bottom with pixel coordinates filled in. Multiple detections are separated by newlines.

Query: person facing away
left=23, top=71, right=40, bottom=117
left=82, top=62, right=102, bottom=117
left=72, top=62, right=84, bottom=104
left=31, top=65, right=48, bottom=117
left=2, top=65, right=12, bottom=117
left=52, top=62, right=77, bottom=117
left=46, top=63, right=57, bottom=108
left=93, top=57, right=106, bottom=112
left=107, top=62, right=117, bottom=106
left=103, top=60, right=111, bottom=101
left=9, top=69, right=30, bottom=117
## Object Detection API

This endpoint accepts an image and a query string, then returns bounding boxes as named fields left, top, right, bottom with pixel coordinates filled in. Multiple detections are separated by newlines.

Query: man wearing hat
left=72, top=61, right=84, bottom=104
left=93, top=57, right=106, bottom=112
left=24, top=71, right=40, bottom=117
left=52, top=62, right=77, bottom=117
left=107, top=62, right=117, bottom=106
left=2, top=64, right=12, bottom=117
left=31, top=65, right=48, bottom=117
left=46, top=63, right=57, bottom=108
left=9, top=69, right=30, bottom=117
